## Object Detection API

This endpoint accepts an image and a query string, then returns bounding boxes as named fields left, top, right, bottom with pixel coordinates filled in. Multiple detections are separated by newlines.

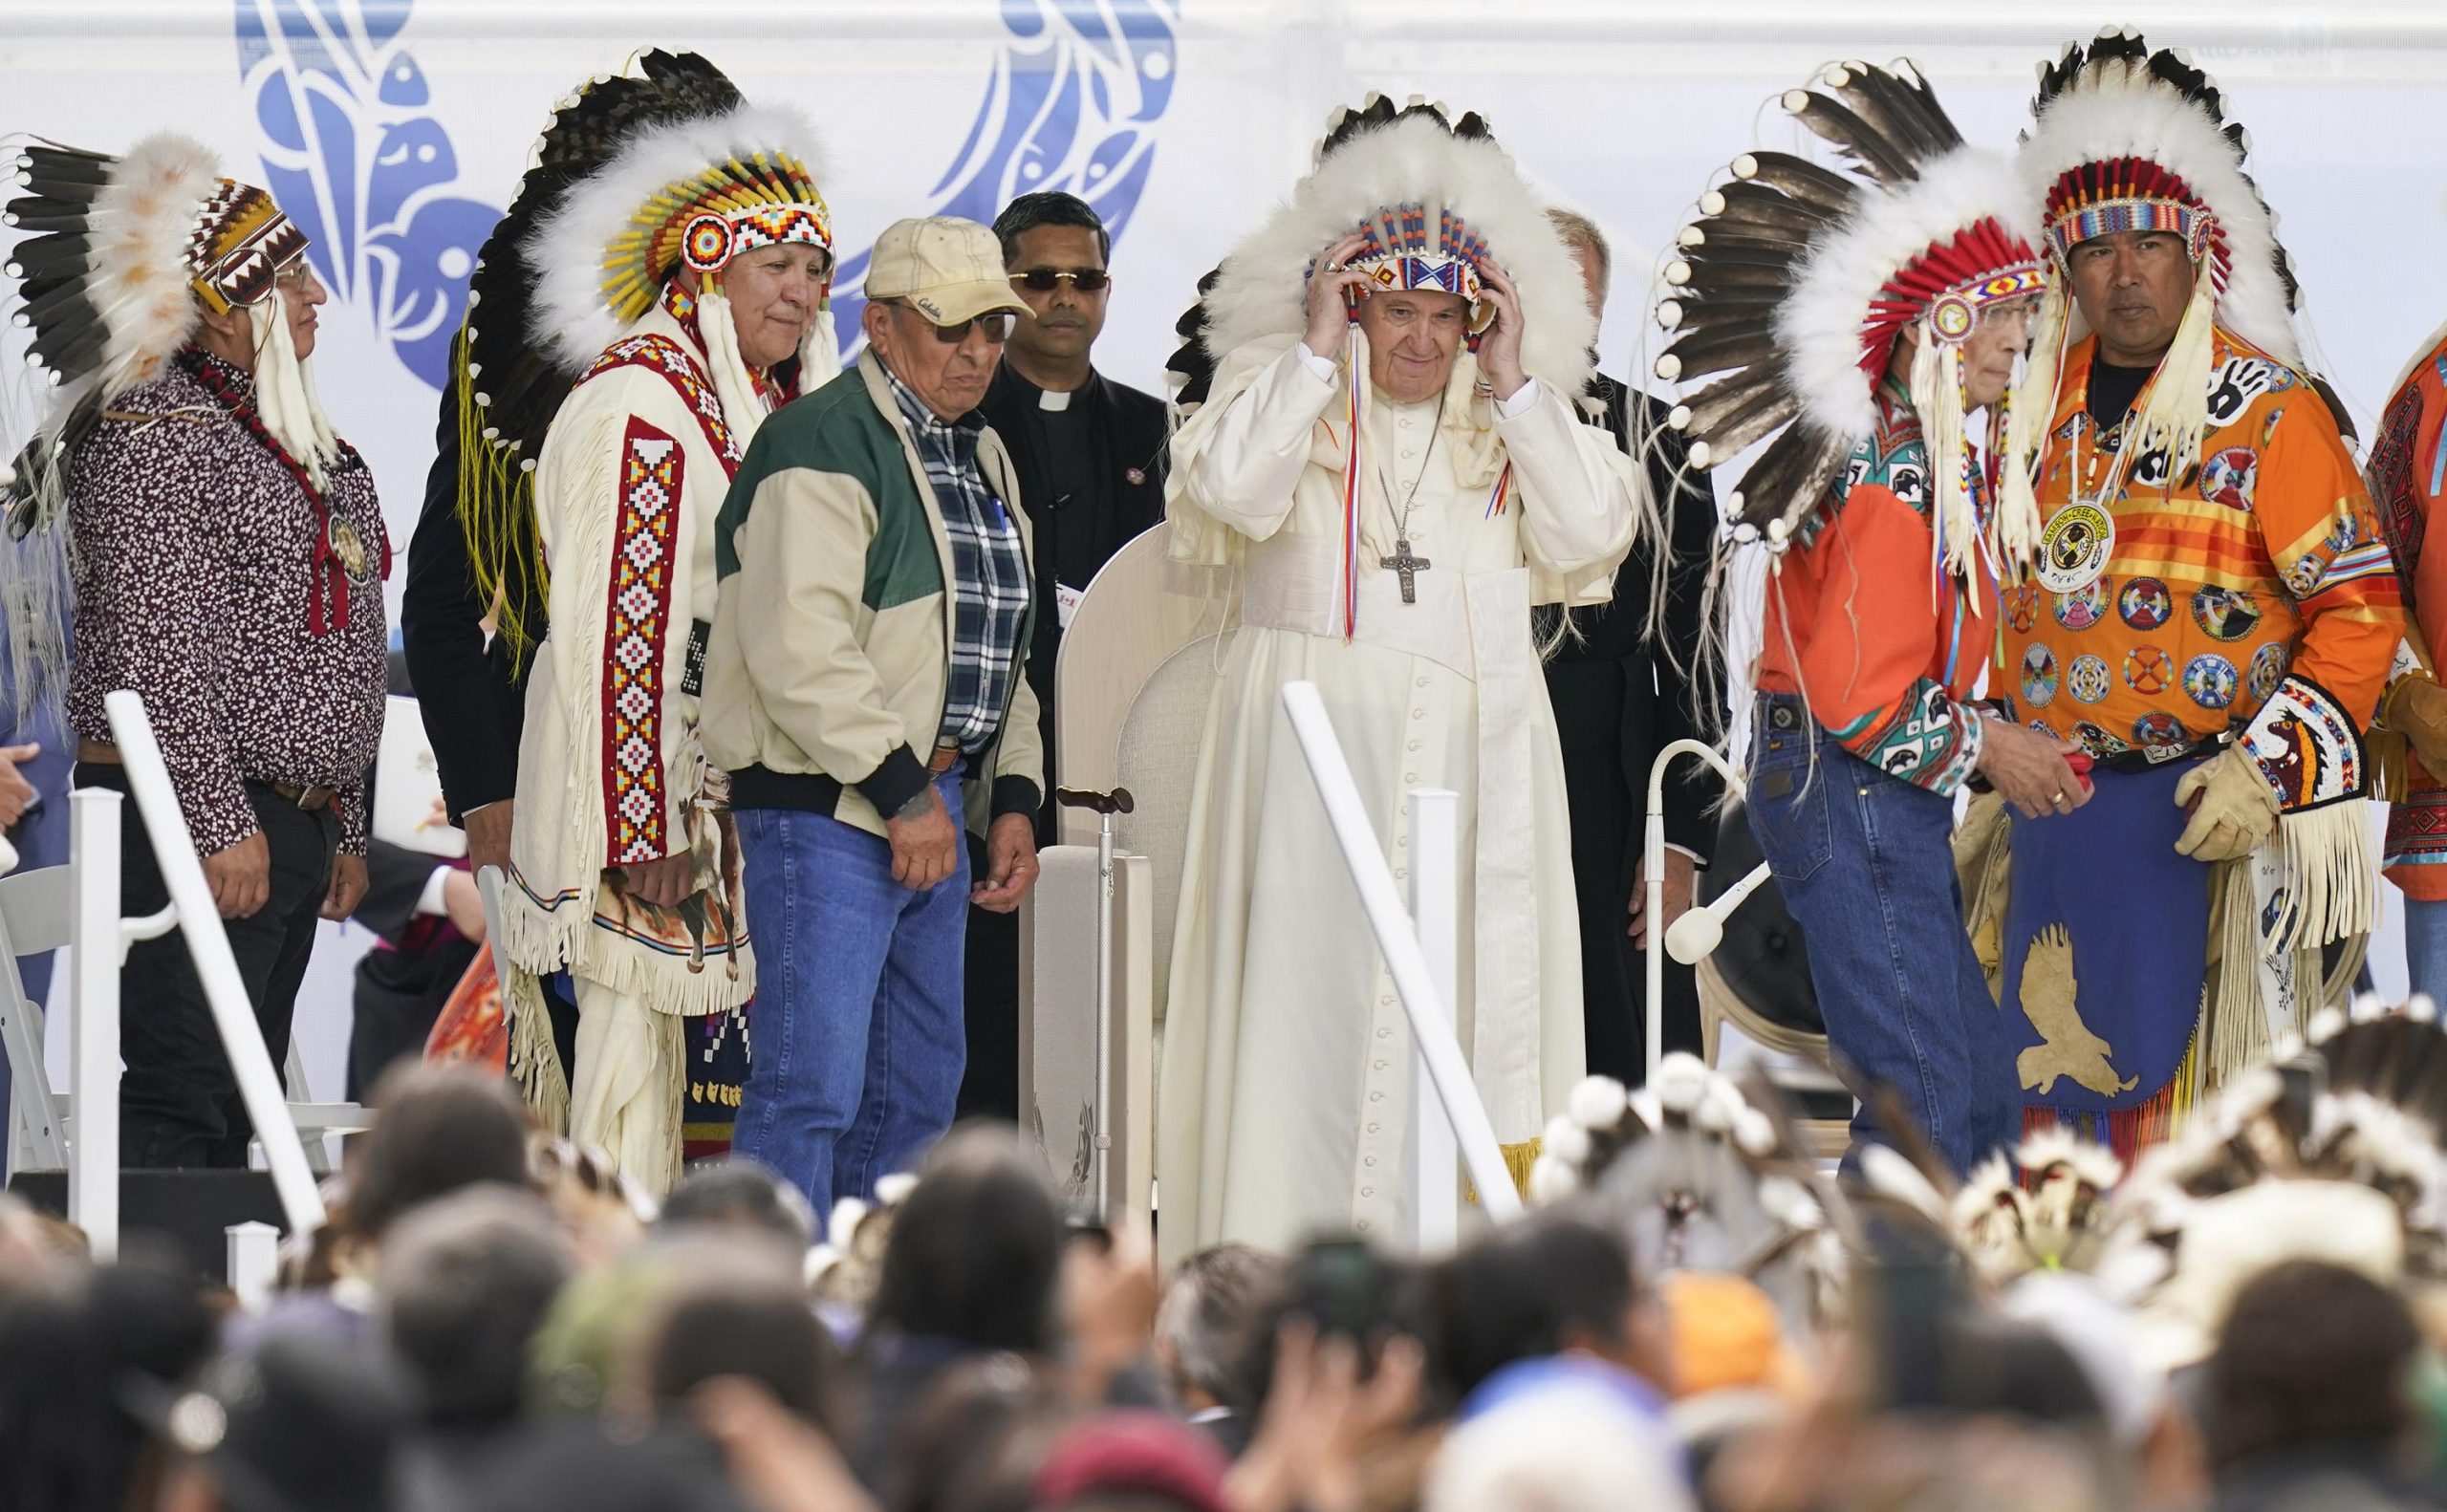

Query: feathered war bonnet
left=0, top=134, right=315, bottom=723
left=2020, top=998, right=2447, bottom=1373
left=2, top=133, right=311, bottom=530
left=1526, top=1054, right=1847, bottom=1337
left=450, top=50, right=834, bottom=667
left=1657, top=60, right=2049, bottom=594
left=2009, top=30, right=2315, bottom=483
left=1163, top=97, right=1597, bottom=637
left=1169, top=97, right=1595, bottom=407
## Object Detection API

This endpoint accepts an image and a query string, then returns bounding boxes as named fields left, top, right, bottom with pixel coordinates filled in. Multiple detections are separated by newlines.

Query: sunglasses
left=885, top=301, right=1016, bottom=344
left=1010, top=268, right=1111, bottom=293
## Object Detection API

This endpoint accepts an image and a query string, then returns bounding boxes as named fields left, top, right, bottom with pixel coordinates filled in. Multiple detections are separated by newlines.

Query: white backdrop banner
left=12, top=1, right=2447, bottom=571
left=10, top=0, right=2447, bottom=1094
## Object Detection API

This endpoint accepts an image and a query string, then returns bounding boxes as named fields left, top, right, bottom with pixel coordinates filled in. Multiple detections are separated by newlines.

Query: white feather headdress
left=1528, top=1056, right=1847, bottom=1334
left=3, top=132, right=312, bottom=526
left=449, top=51, right=833, bottom=670
left=1, top=134, right=317, bottom=728
left=1657, top=60, right=2051, bottom=579
left=2010, top=30, right=2311, bottom=478
left=1180, top=100, right=1593, bottom=403
left=527, top=100, right=834, bottom=375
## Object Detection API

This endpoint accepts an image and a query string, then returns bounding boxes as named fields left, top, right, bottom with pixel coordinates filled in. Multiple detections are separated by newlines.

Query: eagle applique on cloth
left=2015, top=924, right=2139, bottom=1098
left=2003, top=760, right=2209, bottom=1115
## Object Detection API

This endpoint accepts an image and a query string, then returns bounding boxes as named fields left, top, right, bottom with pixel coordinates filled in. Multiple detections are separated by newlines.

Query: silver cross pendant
left=1380, top=537, right=1430, bottom=604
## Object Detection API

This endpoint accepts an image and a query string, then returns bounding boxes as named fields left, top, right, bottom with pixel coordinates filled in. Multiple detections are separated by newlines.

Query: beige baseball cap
left=864, top=216, right=1030, bottom=327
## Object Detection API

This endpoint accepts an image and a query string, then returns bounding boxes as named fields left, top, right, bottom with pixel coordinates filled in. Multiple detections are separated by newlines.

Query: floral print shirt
left=66, top=351, right=388, bottom=854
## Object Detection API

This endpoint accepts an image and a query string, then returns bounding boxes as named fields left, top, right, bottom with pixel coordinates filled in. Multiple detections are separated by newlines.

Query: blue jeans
left=1744, top=695, right=2017, bottom=1176
left=732, top=772, right=972, bottom=1214
left=2406, top=896, right=2447, bottom=1006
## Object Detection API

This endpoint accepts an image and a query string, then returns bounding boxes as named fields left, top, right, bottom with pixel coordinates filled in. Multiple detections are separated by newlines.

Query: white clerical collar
left=1037, top=386, right=1073, bottom=412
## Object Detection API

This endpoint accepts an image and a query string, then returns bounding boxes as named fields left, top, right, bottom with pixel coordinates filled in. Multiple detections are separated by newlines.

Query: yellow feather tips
left=449, top=316, right=548, bottom=669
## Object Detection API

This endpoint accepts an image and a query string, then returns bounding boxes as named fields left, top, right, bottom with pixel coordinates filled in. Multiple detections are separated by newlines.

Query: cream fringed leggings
left=568, top=977, right=685, bottom=1199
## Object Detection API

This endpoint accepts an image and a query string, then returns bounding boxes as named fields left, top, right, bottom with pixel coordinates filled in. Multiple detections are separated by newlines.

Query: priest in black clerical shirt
left=962, top=191, right=1171, bottom=1118
left=1541, top=210, right=1725, bottom=1086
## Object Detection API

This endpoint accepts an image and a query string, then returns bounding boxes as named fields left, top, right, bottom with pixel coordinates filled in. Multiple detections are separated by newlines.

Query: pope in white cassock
left=1159, top=102, right=1641, bottom=1261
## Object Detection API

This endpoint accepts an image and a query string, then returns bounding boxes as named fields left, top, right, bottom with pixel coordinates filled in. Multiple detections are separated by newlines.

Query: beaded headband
left=186, top=180, right=308, bottom=314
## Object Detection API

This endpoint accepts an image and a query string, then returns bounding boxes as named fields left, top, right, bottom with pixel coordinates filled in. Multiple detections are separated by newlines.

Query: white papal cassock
left=1159, top=332, right=1637, bottom=1261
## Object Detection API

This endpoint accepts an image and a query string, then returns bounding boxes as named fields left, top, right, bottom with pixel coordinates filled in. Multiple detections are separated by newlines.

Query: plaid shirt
left=888, top=368, right=1030, bottom=755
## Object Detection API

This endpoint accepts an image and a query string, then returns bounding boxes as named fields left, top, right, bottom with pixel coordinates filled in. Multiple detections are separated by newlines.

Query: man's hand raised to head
left=1473, top=260, right=1529, bottom=400
left=1303, top=233, right=1375, bottom=360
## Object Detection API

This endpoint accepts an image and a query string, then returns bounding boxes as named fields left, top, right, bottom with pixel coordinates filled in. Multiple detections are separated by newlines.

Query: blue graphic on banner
left=832, top=0, right=1180, bottom=353
left=235, top=0, right=500, bottom=390
left=232, top=0, right=1176, bottom=385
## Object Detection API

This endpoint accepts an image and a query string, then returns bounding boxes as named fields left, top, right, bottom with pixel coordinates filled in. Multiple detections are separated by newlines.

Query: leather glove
left=2386, top=675, right=2447, bottom=777
left=2174, top=745, right=2282, bottom=862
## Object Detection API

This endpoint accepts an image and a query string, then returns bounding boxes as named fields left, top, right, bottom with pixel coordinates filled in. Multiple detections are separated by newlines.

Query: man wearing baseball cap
left=704, top=216, right=1046, bottom=1215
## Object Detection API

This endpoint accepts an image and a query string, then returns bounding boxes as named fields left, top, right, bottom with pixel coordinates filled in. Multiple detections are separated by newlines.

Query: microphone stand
left=1643, top=739, right=1760, bottom=1087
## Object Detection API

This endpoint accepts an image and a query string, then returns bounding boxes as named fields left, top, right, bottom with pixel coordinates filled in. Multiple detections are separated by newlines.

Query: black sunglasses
left=884, top=300, right=1016, bottom=344
left=1010, top=268, right=1111, bottom=293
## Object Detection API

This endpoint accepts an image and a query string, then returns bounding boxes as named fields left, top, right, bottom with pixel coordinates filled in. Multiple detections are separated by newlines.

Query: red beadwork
left=178, top=347, right=385, bottom=636
left=2043, top=156, right=2234, bottom=292
left=603, top=415, right=682, bottom=864
left=1853, top=216, right=2046, bottom=380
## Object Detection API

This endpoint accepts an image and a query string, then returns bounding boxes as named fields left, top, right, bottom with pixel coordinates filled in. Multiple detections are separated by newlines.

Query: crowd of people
left=14, top=18, right=2447, bottom=1505
left=7, top=1037, right=2447, bottom=1512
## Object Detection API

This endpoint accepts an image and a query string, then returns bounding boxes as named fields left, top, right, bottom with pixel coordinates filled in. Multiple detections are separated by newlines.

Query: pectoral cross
left=1380, top=537, right=1430, bottom=604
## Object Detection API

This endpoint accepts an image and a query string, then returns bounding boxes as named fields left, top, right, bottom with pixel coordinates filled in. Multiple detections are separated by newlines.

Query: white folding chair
left=282, top=1040, right=376, bottom=1172
left=0, top=865, right=72, bottom=1174
left=0, top=868, right=375, bottom=1178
